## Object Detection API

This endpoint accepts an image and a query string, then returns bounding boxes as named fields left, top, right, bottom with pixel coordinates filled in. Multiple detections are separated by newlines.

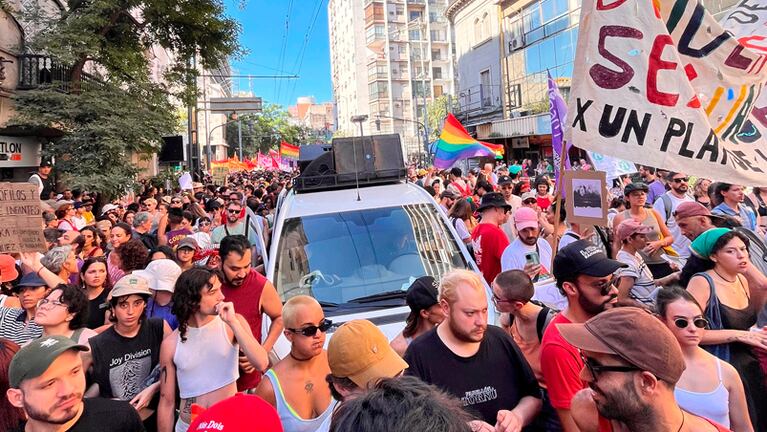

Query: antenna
left=353, top=136, right=361, bottom=201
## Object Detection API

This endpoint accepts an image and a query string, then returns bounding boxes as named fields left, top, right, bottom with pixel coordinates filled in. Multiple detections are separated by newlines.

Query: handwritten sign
left=0, top=183, right=46, bottom=252
left=565, top=0, right=767, bottom=186
left=211, top=166, right=228, bottom=186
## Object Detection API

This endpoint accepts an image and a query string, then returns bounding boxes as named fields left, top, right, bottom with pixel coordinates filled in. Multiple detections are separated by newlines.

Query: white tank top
left=264, top=369, right=337, bottom=432
left=674, top=359, right=730, bottom=427
left=174, top=316, right=239, bottom=398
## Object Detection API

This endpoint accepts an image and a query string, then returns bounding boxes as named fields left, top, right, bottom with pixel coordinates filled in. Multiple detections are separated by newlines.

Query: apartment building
left=328, top=0, right=455, bottom=160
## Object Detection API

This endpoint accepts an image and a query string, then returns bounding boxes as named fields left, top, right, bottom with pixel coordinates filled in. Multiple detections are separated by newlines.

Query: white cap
left=101, top=204, right=119, bottom=215
left=132, top=259, right=183, bottom=293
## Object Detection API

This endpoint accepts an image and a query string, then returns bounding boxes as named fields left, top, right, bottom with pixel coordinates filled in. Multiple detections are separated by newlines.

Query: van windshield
left=274, top=203, right=470, bottom=307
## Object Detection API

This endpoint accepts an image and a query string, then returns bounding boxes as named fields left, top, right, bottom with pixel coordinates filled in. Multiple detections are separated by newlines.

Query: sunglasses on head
left=672, top=177, right=689, bottom=183
left=674, top=317, right=708, bottom=329
left=287, top=319, right=333, bottom=337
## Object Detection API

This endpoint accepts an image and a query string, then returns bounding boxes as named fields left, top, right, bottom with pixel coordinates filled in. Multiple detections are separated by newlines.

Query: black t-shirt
left=404, top=325, right=541, bottom=425
left=13, top=397, right=145, bottom=431
left=85, top=289, right=109, bottom=330
left=89, top=318, right=164, bottom=400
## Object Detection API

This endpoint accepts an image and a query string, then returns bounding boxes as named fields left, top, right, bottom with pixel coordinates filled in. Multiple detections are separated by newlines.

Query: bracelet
left=35, top=266, right=44, bottom=275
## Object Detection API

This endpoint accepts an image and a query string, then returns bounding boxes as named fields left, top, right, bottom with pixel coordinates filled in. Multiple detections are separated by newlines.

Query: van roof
left=282, top=182, right=435, bottom=218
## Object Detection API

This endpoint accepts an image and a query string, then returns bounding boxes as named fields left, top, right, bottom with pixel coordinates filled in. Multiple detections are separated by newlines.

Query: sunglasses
left=287, top=319, right=333, bottom=337
left=227, top=209, right=241, bottom=214
left=583, top=275, right=619, bottom=296
left=672, top=177, right=689, bottom=183
left=38, top=298, right=68, bottom=308
left=200, top=221, right=211, bottom=226
left=523, top=199, right=537, bottom=204
left=171, top=200, right=182, bottom=204
left=580, top=353, right=640, bottom=380
left=674, top=317, right=708, bottom=329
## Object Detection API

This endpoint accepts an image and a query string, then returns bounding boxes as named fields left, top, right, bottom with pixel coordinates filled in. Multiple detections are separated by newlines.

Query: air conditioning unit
left=508, top=34, right=526, bottom=53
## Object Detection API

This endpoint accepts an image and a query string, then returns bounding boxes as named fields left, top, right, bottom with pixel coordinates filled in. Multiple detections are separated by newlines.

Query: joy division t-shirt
left=404, top=326, right=541, bottom=424
left=13, top=397, right=145, bottom=432
left=89, top=318, right=164, bottom=400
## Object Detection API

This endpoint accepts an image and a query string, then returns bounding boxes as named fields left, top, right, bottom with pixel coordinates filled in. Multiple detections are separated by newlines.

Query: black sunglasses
left=674, top=317, right=708, bottom=329
left=672, top=177, right=689, bottom=183
left=227, top=209, right=241, bottom=214
left=523, top=199, right=537, bottom=204
left=287, top=319, right=333, bottom=337
left=580, top=353, right=640, bottom=380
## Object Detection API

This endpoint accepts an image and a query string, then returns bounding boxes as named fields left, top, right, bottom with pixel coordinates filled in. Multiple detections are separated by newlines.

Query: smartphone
left=525, top=251, right=541, bottom=282
left=524, top=251, right=540, bottom=266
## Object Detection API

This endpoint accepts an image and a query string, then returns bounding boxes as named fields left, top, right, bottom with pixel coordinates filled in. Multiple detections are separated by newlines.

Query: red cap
left=187, top=394, right=283, bottom=432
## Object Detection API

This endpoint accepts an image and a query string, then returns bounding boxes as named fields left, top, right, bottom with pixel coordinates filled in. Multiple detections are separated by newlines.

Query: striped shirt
left=0, top=307, right=43, bottom=345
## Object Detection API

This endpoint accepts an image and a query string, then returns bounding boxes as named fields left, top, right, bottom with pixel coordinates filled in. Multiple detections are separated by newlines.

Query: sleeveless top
left=222, top=269, right=266, bottom=391
left=174, top=316, right=239, bottom=398
left=674, top=359, right=730, bottom=427
left=621, top=209, right=664, bottom=264
left=264, top=369, right=337, bottom=432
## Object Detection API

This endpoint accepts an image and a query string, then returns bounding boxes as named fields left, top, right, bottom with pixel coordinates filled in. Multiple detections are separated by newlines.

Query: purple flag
left=548, top=72, right=570, bottom=189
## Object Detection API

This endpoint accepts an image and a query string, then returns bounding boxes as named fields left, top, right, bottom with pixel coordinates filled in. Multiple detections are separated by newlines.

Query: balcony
left=17, top=54, right=100, bottom=92
left=490, top=113, right=551, bottom=138
left=365, top=3, right=385, bottom=27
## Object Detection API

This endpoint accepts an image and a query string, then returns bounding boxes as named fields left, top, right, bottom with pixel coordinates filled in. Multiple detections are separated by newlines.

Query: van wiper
left=317, top=300, right=339, bottom=308
left=347, top=290, right=408, bottom=304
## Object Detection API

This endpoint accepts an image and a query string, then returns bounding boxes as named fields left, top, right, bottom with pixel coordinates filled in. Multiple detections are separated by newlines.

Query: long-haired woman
left=687, top=228, right=767, bottom=430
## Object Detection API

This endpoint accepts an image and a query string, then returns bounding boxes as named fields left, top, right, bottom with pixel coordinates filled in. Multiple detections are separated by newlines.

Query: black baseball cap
left=497, top=175, right=513, bottom=186
left=406, top=276, right=439, bottom=312
left=39, top=158, right=53, bottom=168
left=553, top=240, right=626, bottom=281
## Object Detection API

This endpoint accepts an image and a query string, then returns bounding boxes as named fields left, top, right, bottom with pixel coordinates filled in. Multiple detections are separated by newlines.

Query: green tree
left=426, top=95, right=458, bottom=141
left=10, top=0, right=240, bottom=199
left=224, top=103, right=317, bottom=158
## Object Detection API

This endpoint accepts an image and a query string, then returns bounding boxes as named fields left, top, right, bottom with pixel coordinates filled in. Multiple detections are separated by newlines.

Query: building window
left=482, top=12, right=490, bottom=40
left=431, top=49, right=441, bottom=60
left=474, top=18, right=482, bottom=42
left=409, top=29, right=422, bottom=40
left=434, top=84, right=443, bottom=97
left=432, top=67, right=442, bottom=79
left=480, top=70, right=492, bottom=107
left=409, top=10, right=422, bottom=21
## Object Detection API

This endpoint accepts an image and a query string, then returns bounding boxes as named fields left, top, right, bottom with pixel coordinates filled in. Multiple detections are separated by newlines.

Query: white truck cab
left=263, top=136, right=496, bottom=359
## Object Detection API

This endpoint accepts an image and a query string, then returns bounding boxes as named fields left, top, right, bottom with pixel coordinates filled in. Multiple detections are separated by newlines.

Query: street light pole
left=350, top=114, right=369, bottom=137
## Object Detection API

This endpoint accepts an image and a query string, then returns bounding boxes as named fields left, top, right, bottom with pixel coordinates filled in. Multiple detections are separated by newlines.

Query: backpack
left=659, top=193, right=673, bottom=221
left=535, top=305, right=557, bottom=341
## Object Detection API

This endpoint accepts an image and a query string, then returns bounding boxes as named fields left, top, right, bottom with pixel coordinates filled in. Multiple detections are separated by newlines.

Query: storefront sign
left=0, top=182, right=46, bottom=252
left=0, top=136, right=41, bottom=167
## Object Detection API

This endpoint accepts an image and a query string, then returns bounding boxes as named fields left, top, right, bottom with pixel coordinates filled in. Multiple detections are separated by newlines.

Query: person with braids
left=157, top=268, right=269, bottom=432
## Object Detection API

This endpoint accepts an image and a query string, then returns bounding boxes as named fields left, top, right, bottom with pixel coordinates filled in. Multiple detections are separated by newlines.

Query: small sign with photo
left=563, top=170, right=608, bottom=226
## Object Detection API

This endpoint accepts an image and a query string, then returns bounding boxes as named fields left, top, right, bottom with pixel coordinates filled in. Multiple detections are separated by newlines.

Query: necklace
left=713, top=268, right=737, bottom=284
left=676, top=410, right=685, bottom=432
left=289, top=351, right=310, bottom=362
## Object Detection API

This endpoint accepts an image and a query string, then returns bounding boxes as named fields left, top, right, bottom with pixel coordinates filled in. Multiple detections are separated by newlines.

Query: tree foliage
left=426, top=95, right=458, bottom=141
left=223, top=103, right=321, bottom=158
left=10, top=0, right=240, bottom=199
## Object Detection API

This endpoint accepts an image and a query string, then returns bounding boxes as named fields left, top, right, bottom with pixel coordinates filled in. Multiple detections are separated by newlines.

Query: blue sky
left=225, top=0, right=332, bottom=108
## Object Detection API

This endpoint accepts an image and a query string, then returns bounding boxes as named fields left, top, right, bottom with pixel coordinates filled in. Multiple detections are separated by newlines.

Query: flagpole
left=552, top=140, right=568, bottom=256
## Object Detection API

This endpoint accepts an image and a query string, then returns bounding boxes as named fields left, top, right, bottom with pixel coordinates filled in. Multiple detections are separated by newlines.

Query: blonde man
left=255, top=296, right=336, bottom=431
left=404, top=269, right=541, bottom=432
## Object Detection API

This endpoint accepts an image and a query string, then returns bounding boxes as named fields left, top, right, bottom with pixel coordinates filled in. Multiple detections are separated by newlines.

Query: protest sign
left=587, top=151, right=637, bottom=180
left=563, top=170, right=608, bottom=226
left=565, top=0, right=767, bottom=186
left=0, top=183, right=46, bottom=253
left=178, top=172, right=193, bottom=191
left=211, top=166, right=228, bottom=185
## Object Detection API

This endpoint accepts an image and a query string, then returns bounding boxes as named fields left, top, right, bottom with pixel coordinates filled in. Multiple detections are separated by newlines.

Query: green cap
left=9, top=336, right=88, bottom=388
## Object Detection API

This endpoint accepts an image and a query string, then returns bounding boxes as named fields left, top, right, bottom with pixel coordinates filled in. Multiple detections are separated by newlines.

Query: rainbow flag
left=433, top=114, right=504, bottom=169
left=280, top=141, right=299, bottom=159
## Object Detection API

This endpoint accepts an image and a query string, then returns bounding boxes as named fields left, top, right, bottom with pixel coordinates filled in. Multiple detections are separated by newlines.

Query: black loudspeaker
left=159, top=135, right=184, bottom=162
left=333, top=134, right=404, bottom=182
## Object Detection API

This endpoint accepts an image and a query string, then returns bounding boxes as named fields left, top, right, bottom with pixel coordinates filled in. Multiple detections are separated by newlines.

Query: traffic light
left=375, top=118, right=381, bottom=131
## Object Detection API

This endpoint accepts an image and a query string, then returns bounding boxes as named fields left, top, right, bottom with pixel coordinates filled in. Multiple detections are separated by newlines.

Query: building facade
left=447, top=0, right=504, bottom=135
left=329, top=0, right=455, bottom=160
left=288, top=96, right=336, bottom=140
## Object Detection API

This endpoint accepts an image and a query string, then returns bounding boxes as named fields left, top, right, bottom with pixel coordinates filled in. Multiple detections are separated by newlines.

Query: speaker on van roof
left=333, top=134, right=404, bottom=182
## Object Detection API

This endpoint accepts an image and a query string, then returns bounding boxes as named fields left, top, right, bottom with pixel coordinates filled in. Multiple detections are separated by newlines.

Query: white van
left=262, top=138, right=496, bottom=358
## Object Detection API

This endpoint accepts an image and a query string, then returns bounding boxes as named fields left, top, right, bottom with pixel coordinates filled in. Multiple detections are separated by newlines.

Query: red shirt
left=470, top=223, right=509, bottom=284
left=540, top=313, right=584, bottom=410
left=221, top=269, right=266, bottom=391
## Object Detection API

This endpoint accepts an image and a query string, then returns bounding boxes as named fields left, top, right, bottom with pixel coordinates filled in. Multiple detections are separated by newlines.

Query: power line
left=274, top=0, right=294, bottom=105
left=287, top=0, right=325, bottom=104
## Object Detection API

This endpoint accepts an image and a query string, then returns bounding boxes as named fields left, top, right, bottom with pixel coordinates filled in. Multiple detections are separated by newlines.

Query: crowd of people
left=0, top=156, right=765, bottom=432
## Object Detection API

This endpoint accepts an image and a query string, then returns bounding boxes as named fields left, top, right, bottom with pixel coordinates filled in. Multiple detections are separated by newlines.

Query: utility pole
left=237, top=114, right=243, bottom=160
